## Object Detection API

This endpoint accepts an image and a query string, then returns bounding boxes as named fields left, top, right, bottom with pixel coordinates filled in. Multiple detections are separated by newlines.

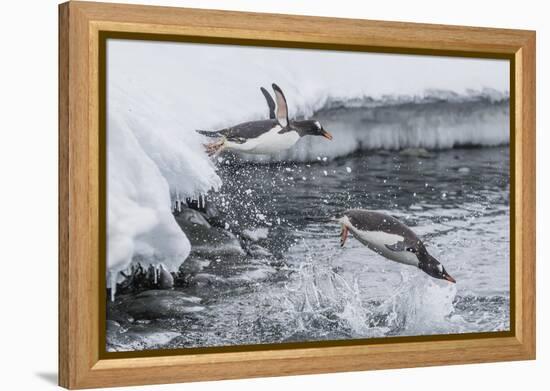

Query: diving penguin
left=337, top=209, right=456, bottom=283
left=196, top=83, right=333, bottom=156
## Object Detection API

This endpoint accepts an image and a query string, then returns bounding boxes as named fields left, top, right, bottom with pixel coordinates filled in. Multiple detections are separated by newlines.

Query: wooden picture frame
left=59, top=1, right=536, bottom=389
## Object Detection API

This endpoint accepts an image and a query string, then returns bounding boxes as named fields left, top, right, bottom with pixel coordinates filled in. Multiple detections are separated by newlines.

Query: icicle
left=109, top=272, right=118, bottom=302
left=176, top=190, right=182, bottom=212
left=158, top=263, right=174, bottom=289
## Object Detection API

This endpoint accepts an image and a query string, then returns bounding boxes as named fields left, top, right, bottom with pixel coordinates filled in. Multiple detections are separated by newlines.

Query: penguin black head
left=291, top=120, right=333, bottom=140
left=418, top=254, right=456, bottom=283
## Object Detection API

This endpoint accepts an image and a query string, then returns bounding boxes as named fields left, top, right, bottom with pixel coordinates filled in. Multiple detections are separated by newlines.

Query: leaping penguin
left=337, top=209, right=456, bottom=283
left=196, top=83, right=333, bottom=156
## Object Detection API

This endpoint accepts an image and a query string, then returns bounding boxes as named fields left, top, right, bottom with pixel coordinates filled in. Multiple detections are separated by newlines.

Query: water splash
left=376, top=272, right=458, bottom=335
left=281, top=253, right=462, bottom=340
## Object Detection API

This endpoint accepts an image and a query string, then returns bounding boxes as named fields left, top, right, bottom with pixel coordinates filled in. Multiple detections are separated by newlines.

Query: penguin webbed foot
left=340, top=225, right=349, bottom=247
left=204, top=139, right=225, bottom=157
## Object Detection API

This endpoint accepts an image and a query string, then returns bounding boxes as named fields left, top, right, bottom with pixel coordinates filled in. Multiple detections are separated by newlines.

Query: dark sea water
left=107, top=146, right=510, bottom=351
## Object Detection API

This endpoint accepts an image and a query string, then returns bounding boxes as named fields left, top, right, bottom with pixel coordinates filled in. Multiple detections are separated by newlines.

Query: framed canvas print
left=58, top=1, right=536, bottom=389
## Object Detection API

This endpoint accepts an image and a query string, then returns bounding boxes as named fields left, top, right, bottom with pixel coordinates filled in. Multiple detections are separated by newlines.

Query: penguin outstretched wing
left=196, top=129, right=223, bottom=138
left=260, top=87, right=276, bottom=119
left=272, top=83, right=289, bottom=127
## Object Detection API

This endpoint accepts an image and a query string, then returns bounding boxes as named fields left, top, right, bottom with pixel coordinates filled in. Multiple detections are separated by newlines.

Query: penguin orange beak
left=443, top=273, right=456, bottom=283
left=321, top=130, right=333, bottom=140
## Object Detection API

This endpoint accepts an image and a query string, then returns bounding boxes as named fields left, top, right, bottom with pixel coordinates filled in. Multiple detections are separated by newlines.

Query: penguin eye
left=406, top=247, right=416, bottom=253
left=437, top=264, right=443, bottom=272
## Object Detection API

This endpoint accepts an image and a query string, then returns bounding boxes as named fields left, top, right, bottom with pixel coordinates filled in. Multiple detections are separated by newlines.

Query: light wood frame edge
left=58, top=1, right=536, bottom=389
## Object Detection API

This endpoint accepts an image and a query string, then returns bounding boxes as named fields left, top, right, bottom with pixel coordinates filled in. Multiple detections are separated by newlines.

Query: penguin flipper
left=260, top=87, right=276, bottom=119
left=196, top=129, right=222, bottom=138
left=272, top=83, right=289, bottom=127
left=385, top=241, right=416, bottom=253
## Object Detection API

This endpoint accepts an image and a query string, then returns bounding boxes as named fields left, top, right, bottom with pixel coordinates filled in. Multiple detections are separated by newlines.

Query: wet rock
left=175, top=207, right=210, bottom=228
left=186, top=273, right=226, bottom=287
left=116, top=265, right=149, bottom=294
left=158, top=265, right=174, bottom=289
left=106, top=321, right=122, bottom=348
left=204, top=201, right=220, bottom=221
left=107, top=323, right=181, bottom=352
left=242, top=228, right=269, bottom=242
left=178, top=258, right=211, bottom=275
left=106, top=320, right=121, bottom=333
left=227, top=266, right=274, bottom=283
left=248, top=244, right=272, bottom=258
left=146, top=264, right=174, bottom=289
left=120, top=290, right=204, bottom=320
left=193, top=230, right=244, bottom=257
left=116, top=263, right=175, bottom=293
left=175, top=211, right=245, bottom=257
left=174, top=258, right=212, bottom=287
left=107, top=301, right=134, bottom=324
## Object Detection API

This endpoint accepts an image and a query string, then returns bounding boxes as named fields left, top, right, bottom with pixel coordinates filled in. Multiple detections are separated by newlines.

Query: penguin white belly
left=226, top=127, right=300, bottom=155
left=348, top=226, right=419, bottom=267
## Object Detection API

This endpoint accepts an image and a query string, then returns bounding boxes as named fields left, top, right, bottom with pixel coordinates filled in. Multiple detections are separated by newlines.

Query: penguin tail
left=196, top=129, right=222, bottom=138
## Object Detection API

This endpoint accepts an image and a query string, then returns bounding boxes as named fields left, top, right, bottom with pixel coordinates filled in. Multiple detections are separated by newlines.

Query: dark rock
left=178, top=258, right=211, bottom=275
left=117, top=263, right=175, bottom=294
left=106, top=323, right=180, bottom=351
left=248, top=244, right=272, bottom=258
left=174, top=211, right=244, bottom=258
left=204, top=201, right=220, bottom=220
left=174, top=258, right=212, bottom=287
left=226, top=266, right=274, bottom=283
left=160, top=273, right=174, bottom=289
left=175, top=208, right=211, bottom=228
left=106, top=320, right=121, bottom=333
left=154, top=264, right=174, bottom=289
left=107, top=301, right=134, bottom=324
left=120, top=290, right=204, bottom=320
left=186, top=273, right=226, bottom=287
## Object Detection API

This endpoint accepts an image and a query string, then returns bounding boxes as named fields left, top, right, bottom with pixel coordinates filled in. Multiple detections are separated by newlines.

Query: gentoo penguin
left=260, top=86, right=325, bottom=136
left=337, top=209, right=456, bottom=283
left=196, top=83, right=333, bottom=156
